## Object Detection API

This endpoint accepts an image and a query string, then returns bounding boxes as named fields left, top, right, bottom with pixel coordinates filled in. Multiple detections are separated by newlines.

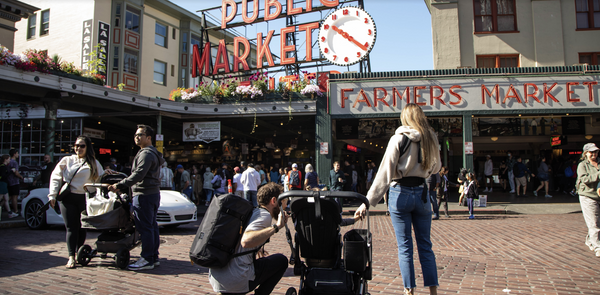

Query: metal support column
left=157, top=114, right=162, bottom=134
left=43, top=100, right=60, bottom=159
left=315, top=96, right=332, bottom=185
left=463, top=113, right=473, bottom=172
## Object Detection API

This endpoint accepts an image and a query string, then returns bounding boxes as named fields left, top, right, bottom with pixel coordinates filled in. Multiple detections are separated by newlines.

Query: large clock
left=318, top=6, right=377, bottom=66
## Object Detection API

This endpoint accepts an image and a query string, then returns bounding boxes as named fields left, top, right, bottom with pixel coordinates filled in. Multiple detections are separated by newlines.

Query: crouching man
left=209, top=182, right=289, bottom=294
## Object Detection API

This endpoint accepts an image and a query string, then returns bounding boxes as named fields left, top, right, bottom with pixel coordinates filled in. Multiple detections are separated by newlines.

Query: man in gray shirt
left=209, top=182, right=288, bottom=294
left=109, top=125, right=164, bottom=271
left=178, top=164, right=192, bottom=200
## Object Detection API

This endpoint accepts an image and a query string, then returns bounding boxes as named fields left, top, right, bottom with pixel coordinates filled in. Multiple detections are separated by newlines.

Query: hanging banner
left=81, top=19, right=93, bottom=70
left=97, top=21, right=110, bottom=82
left=183, top=122, right=221, bottom=143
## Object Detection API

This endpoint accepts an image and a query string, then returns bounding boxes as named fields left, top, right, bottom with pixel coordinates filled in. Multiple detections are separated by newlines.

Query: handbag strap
left=66, top=161, right=86, bottom=186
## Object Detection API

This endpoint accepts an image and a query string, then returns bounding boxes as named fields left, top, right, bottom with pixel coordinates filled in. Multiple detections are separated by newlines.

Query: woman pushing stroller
left=356, top=103, right=441, bottom=295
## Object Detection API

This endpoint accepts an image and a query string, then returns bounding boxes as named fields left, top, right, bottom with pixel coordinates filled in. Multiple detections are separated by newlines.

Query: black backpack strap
left=398, top=135, right=421, bottom=164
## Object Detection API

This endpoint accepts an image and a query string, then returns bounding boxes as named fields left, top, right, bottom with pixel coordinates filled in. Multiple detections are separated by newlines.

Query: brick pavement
left=1, top=213, right=599, bottom=294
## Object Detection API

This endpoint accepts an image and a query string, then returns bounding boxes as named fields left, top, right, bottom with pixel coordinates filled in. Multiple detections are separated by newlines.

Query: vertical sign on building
left=81, top=19, right=93, bottom=71
left=155, top=134, right=164, bottom=153
left=97, top=21, right=110, bottom=83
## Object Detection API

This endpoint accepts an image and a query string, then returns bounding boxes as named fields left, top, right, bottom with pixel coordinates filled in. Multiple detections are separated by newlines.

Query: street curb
left=0, top=219, right=26, bottom=229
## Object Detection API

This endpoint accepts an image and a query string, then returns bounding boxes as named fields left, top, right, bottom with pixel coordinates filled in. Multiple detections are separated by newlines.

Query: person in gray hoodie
left=109, top=124, right=164, bottom=271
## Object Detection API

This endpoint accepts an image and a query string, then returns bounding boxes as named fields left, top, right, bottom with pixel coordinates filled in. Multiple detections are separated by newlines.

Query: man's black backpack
left=189, top=194, right=255, bottom=268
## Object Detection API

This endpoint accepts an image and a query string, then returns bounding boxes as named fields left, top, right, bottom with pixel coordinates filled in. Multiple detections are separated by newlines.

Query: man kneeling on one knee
left=209, top=182, right=289, bottom=295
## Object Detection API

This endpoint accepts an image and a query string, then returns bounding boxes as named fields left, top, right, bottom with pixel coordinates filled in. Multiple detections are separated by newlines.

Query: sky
left=170, top=0, right=434, bottom=74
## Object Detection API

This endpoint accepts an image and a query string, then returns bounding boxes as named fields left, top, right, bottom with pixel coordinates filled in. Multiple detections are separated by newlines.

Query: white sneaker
left=128, top=257, right=154, bottom=270
left=533, top=191, right=538, bottom=197
left=8, top=212, right=18, bottom=218
left=596, top=249, right=600, bottom=257
left=489, top=188, right=492, bottom=192
left=483, top=188, right=489, bottom=192
left=545, top=194, right=552, bottom=198
left=509, top=190, right=516, bottom=194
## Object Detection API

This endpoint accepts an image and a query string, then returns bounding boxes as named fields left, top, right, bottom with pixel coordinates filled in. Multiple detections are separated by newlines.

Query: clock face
left=318, top=6, right=377, bottom=66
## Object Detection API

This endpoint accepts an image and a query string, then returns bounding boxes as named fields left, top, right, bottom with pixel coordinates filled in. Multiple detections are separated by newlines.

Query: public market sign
left=183, top=122, right=221, bottom=143
left=192, top=0, right=339, bottom=77
left=329, top=75, right=599, bottom=115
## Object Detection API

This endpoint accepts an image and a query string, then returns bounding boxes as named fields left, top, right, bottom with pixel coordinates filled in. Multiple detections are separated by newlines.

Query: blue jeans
left=245, top=190, right=258, bottom=207
left=132, top=193, right=160, bottom=264
left=388, top=185, right=438, bottom=289
left=182, top=186, right=193, bottom=200
left=467, top=198, right=475, bottom=216
left=429, top=189, right=439, bottom=217
left=204, top=189, right=214, bottom=203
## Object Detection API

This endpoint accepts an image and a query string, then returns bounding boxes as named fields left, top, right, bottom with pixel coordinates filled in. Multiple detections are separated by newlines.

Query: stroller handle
left=83, top=183, right=109, bottom=192
left=278, top=191, right=370, bottom=209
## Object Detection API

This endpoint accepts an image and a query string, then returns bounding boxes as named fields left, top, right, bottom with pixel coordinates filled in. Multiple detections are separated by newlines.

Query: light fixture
left=112, top=141, right=115, bottom=144
left=363, top=140, right=366, bottom=143
left=518, top=114, right=521, bottom=117
left=585, top=135, right=593, bottom=140
left=273, top=131, right=277, bottom=137
left=491, top=137, right=498, bottom=141
left=98, top=121, right=101, bottom=124
left=251, top=144, right=260, bottom=151
left=280, top=122, right=283, bottom=125
left=566, top=113, right=569, bottom=116
left=274, top=147, right=281, bottom=152
left=370, top=142, right=372, bottom=145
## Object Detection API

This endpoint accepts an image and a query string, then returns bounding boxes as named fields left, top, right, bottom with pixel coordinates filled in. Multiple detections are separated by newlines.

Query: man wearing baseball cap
left=576, top=143, right=600, bottom=257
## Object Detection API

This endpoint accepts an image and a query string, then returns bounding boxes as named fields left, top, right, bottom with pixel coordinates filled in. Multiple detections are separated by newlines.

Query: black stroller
left=77, top=173, right=140, bottom=269
left=278, top=191, right=372, bottom=295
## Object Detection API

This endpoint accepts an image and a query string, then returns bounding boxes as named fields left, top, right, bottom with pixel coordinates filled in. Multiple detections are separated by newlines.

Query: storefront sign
left=465, top=142, right=473, bottom=154
left=155, top=134, right=164, bottom=153
left=329, top=75, right=599, bottom=115
left=192, top=0, right=339, bottom=77
left=182, top=122, right=221, bottom=143
left=81, top=19, right=93, bottom=70
left=83, top=127, right=105, bottom=139
left=97, top=21, right=110, bottom=82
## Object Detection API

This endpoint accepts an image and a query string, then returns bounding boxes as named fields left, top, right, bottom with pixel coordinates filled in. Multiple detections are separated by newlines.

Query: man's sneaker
left=468, top=215, right=474, bottom=219
left=154, top=260, right=160, bottom=267
left=8, top=212, right=18, bottom=218
left=128, top=257, right=154, bottom=270
left=509, top=190, right=516, bottom=194
left=483, top=188, right=489, bottom=192
left=596, top=249, right=600, bottom=257
left=489, top=188, right=492, bottom=192
left=545, top=194, right=553, bottom=198
left=533, top=191, right=538, bottom=197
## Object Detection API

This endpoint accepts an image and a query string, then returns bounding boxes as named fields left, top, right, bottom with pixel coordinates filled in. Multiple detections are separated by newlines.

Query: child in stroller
left=77, top=173, right=140, bottom=269
left=279, top=191, right=372, bottom=295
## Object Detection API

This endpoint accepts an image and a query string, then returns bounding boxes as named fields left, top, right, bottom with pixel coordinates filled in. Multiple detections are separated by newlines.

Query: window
left=474, top=0, right=517, bottom=32
left=172, top=27, right=176, bottom=39
left=191, top=34, right=201, bottom=52
left=154, top=60, right=166, bottom=85
left=123, top=49, right=138, bottom=74
left=113, top=46, right=119, bottom=70
left=576, top=0, right=600, bottom=29
left=476, top=54, right=519, bottom=68
left=155, top=23, right=167, bottom=47
left=40, top=10, right=49, bottom=36
left=115, top=4, right=121, bottom=27
left=125, top=6, right=140, bottom=33
left=580, top=52, right=600, bottom=65
left=181, top=68, right=186, bottom=87
left=27, top=13, right=36, bottom=39
left=182, top=33, right=188, bottom=53
left=171, top=64, right=175, bottom=77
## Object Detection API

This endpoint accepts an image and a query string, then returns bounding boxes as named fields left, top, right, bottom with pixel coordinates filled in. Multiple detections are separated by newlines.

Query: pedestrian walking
left=356, top=103, right=441, bottom=295
left=49, top=136, right=105, bottom=269
left=211, top=168, right=226, bottom=196
left=33, top=154, right=56, bottom=188
left=7, top=149, right=23, bottom=217
left=457, top=168, right=468, bottom=206
left=177, top=165, right=192, bottom=200
left=427, top=172, right=440, bottom=220
left=464, top=172, right=479, bottom=219
left=158, top=162, right=173, bottom=190
left=576, top=143, right=600, bottom=257
left=287, top=163, right=303, bottom=191
left=232, top=166, right=244, bottom=197
left=108, top=125, right=164, bottom=271
left=282, top=167, right=290, bottom=193
left=304, top=163, right=319, bottom=190
left=483, top=155, right=493, bottom=192
left=202, top=167, right=214, bottom=207
left=514, top=156, right=535, bottom=197
left=499, top=160, right=508, bottom=192
left=534, top=157, right=552, bottom=198
left=506, top=151, right=516, bottom=193
left=437, top=167, right=457, bottom=218
left=241, top=163, right=261, bottom=207
left=0, top=155, right=17, bottom=218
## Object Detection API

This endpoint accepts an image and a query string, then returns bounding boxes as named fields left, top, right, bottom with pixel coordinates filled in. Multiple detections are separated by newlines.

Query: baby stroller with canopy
left=77, top=173, right=140, bottom=269
left=278, top=191, right=372, bottom=295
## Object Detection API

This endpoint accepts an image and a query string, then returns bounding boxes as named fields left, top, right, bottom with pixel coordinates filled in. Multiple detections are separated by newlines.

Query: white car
left=20, top=188, right=197, bottom=230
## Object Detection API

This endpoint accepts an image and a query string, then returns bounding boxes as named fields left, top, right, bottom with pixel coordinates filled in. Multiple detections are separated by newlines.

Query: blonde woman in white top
left=49, top=136, right=105, bottom=269
left=356, top=103, right=441, bottom=295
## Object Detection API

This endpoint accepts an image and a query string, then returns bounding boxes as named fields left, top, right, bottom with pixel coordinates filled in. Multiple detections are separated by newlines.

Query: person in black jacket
left=109, top=125, right=164, bottom=271
left=33, top=154, right=56, bottom=188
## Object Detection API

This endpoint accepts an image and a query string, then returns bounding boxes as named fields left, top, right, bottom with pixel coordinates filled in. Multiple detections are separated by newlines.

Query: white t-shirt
left=233, top=173, right=243, bottom=192
left=209, top=208, right=272, bottom=293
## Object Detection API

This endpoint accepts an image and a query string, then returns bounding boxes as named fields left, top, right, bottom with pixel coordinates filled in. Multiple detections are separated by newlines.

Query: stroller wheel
left=285, top=287, right=297, bottom=295
left=77, top=245, right=93, bottom=266
left=115, top=247, right=130, bottom=269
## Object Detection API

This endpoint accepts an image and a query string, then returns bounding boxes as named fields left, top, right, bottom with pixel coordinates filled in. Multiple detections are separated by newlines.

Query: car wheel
left=115, top=247, right=130, bottom=269
left=77, top=245, right=93, bottom=266
left=285, top=287, right=297, bottom=295
left=24, top=199, right=47, bottom=230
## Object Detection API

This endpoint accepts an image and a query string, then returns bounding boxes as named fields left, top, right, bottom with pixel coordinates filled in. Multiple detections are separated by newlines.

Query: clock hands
left=331, top=25, right=368, bottom=51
